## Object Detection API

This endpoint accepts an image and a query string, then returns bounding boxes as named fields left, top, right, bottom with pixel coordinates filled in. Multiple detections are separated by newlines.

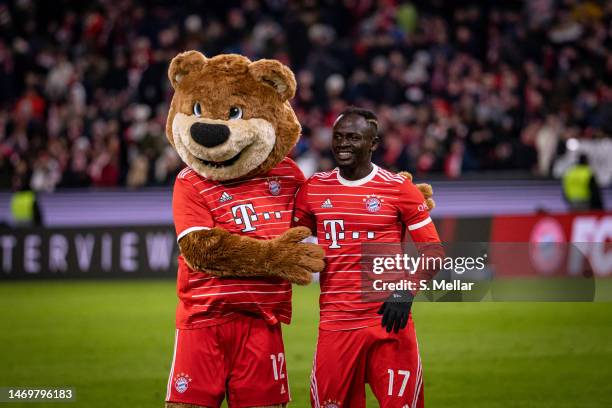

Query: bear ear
left=248, top=59, right=297, bottom=101
left=168, top=51, right=207, bottom=89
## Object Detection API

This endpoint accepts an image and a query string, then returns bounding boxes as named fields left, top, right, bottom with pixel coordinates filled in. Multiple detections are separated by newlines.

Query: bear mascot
left=163, top=50, right=434, bottom=408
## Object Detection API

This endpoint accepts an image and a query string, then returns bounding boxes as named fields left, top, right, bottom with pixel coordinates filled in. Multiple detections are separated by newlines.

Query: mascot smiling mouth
left=198, top=147, right=246, bottom=168
left=172, top=113, right=276, bottom=181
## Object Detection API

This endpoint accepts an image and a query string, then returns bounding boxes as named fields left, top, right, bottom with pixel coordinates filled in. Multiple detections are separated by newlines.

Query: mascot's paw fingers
left=284, top=266, right=312, bottom=285
left=294, top=243, right=325, bottom=272
left=426, top=197, right=436, bottom=211
left=398, top=171, right=413, bottom=182
left=416, top=182, right=433, bottom=199
left=299, top=256, right=325, bottom=273
left=277, top=226, right=312, bottom=243
left=300, top=242, right=325, bottom=258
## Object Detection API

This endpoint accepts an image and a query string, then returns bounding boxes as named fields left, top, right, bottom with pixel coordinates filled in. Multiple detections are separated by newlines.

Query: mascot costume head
left=167, top=50, right=301, bottom=181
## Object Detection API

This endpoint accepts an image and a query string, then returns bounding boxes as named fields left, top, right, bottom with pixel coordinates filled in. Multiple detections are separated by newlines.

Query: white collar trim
left=336, top=164, right=378, bottom=186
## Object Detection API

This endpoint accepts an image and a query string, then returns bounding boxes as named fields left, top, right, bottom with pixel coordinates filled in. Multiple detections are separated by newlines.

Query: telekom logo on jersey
left=231, top=203, right=283, bottom=232
left=229, top=206, right=368, bottom=250
left=231, top=206, right=349, bottom=249
left=232, top=204, right=259, bottom=232
left=324, top=219, right=345, bottom=249
left=323, top=219, right=376, bottom=249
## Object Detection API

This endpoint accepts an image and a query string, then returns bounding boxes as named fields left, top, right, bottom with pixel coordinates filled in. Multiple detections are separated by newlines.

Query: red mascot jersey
left=172, top=157, right=305, bottom=329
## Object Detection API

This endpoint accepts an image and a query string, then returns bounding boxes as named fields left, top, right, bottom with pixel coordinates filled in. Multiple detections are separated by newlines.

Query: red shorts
left=165, top=316, right=290, bottom=408
left=310, top=317, right=424, bottom=408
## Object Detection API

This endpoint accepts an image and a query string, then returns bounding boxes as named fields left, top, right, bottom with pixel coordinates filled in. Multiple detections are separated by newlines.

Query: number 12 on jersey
left=270, top=353, right=286, bottom=381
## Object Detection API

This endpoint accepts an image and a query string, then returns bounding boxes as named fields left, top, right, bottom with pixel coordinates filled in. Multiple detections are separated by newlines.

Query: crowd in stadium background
left=1, top=0, right=611, bottom=192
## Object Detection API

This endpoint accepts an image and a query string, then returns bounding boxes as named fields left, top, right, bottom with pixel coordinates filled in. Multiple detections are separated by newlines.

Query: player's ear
left=371, top=133, right=380, bottom=152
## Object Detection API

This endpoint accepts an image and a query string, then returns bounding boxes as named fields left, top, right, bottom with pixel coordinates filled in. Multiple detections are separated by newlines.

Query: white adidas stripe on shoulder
left=378, top=167, right=405, bottom=179
left=313, top=169, right=337, bottom=179
left=178, top=167, right=198, bottom=180
left=177, top=168, right=189, bottom=179
left=312, top=172, right=330, bottom=180
left=374, top=170, right=393, bottom=182
left=377, top=167, right=403, bottom=179
left=377, top=168, right=405, bottom=183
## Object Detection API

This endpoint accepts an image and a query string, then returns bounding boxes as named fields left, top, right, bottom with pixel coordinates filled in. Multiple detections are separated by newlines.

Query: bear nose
left=190, top=123, right=230, bottom=148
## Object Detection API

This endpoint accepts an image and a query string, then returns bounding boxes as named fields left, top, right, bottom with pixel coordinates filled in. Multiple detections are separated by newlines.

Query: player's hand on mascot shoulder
left=166, top=50, right=324, bottom=286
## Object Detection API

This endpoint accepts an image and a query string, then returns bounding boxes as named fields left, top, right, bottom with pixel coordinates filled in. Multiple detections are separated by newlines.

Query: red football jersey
left=293, top=164, right=440, bottom=331
left=173, top=157, right=305, bottom=329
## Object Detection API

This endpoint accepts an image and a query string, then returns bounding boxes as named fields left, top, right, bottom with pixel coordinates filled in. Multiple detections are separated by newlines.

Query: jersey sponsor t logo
left=231, top=203, right=258, bottom=232
left=323, top=219, right=345, bottom=249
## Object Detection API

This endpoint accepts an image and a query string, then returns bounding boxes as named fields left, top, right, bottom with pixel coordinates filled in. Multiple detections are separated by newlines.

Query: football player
left=293, top=107, right=443, bottom=407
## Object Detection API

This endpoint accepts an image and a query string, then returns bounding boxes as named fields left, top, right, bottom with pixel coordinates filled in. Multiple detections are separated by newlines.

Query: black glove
left=377, top=290, right=414, bottom=333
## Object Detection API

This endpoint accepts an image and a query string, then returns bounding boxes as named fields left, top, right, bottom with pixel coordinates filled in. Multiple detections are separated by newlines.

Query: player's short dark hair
left=334, top=106, right=379, bottom=132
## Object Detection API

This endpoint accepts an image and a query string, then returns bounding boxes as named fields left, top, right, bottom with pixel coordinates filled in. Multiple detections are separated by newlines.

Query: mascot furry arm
left=178, top=226, right=322, bottom=285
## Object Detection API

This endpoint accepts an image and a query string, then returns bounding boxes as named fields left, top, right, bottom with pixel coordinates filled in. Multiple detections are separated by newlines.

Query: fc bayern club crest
left=267, top=178, right=281, bottom=196
left=363, top=195, right=383, bottom=213
left=322, top=399, right=342, bottom=408
left=174, top=373, right=192, bottom=394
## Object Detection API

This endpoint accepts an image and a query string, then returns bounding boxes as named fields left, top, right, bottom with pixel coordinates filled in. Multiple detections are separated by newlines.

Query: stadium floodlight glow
left=566, top=138, right=580, bottom=151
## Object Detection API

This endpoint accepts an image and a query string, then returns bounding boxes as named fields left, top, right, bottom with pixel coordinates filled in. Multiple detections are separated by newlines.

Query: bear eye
left=193, top=102, right=202, bottom=117
left=228, top=106, right=242, bottom=120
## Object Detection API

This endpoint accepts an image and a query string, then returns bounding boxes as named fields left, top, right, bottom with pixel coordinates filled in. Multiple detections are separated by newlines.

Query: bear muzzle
left=190, top=122, right=230, bottom=148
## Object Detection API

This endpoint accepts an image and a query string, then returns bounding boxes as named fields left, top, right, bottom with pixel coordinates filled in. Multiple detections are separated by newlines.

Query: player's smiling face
left=332, top=114, right=379, bottom=172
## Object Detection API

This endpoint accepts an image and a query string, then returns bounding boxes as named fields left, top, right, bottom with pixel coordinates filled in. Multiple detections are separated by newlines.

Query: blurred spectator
left=10, top=188, right=43, bottom=226
left=10, top=166, right=43, bottom=226
left=536, top=114, right=562, bottom=176
left=562, top=153, right=603, bottom=210
left=0, top=0, right=611, bottom=189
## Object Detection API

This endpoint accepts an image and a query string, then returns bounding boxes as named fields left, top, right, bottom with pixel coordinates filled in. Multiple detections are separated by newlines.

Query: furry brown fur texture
left=178, top=226, right=324, bottom=285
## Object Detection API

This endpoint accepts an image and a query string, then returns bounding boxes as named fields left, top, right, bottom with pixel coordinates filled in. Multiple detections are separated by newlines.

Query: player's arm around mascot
left=164, top=51, right=324, bottom=408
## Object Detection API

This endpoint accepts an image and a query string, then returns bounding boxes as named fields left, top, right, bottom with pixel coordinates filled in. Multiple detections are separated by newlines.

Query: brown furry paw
left=267, top=227, right=325, bottom=285
left=415, top=183, right=435, bottom=211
